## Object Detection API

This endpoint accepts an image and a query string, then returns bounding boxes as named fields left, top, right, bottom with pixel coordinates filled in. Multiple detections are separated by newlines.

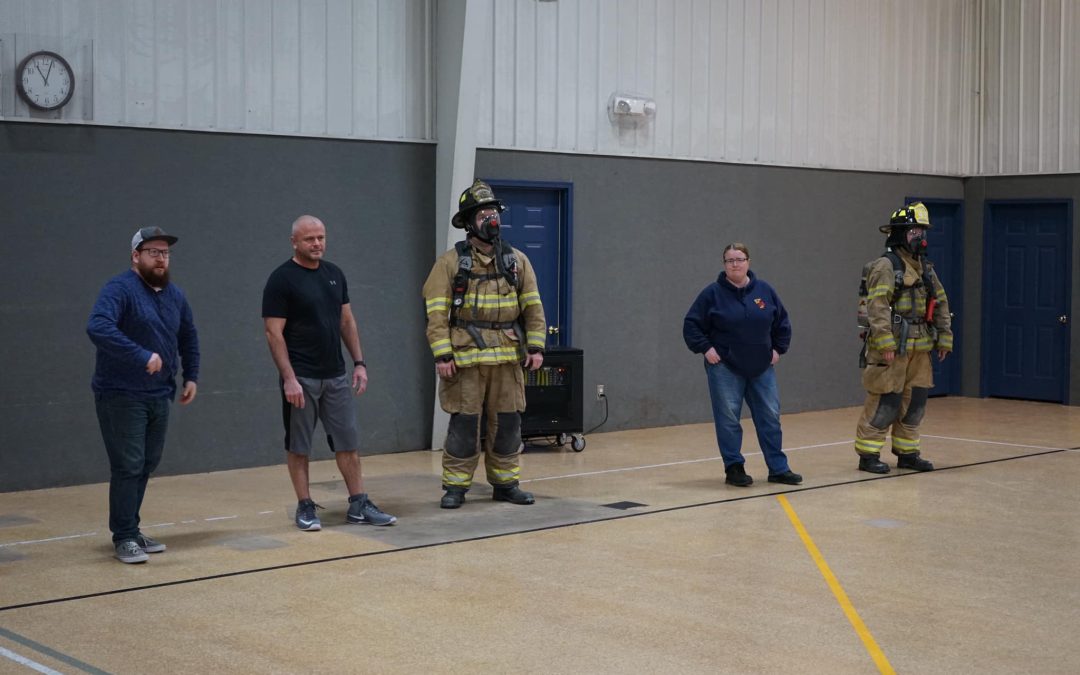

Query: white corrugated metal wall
left=0, top=0, right=433, bottom=141
left=979, top=0, right=1080, bottom=174
left=1, top=0, right=1077, bottom=175
left=474, top=0, right=979, bottom=176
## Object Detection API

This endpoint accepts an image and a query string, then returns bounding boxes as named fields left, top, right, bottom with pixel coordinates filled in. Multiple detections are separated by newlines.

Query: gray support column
left=430, top=0, right=483, bottom=449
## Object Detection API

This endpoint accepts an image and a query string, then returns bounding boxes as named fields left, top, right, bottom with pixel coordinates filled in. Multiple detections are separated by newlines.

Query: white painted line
left=258, top=511, right=275, bottom=515
left=523, top=456, right=719, bottom=482
left=0, top=645, right=63, bottom=675
left=922, top=435, right=1065, bottom=451
left=204, top=515, right=238, bottom=522
left=522, top=440, right=852, bottom=483
left=144, top=522, right=175, bottom=529
left=0, top=532, right=97, bottom=548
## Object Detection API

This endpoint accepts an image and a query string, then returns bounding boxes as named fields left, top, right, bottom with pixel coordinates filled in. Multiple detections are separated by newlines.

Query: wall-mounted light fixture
left=608, top=92, right=656, bottom=127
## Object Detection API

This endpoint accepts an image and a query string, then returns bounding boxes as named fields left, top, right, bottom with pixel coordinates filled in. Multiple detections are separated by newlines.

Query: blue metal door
left=984, top=202, right=1072, bottom=402
left=487, top=182, right=572, bottom=348
left=907, top=198, right=963, bottom=396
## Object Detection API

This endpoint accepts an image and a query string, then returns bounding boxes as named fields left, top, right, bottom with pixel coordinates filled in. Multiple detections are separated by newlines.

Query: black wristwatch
left=353, top=360, right=366, bottom=368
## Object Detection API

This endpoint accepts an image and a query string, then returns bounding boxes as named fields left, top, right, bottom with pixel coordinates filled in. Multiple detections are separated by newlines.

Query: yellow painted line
left=777, top=494, right=896, bottom=675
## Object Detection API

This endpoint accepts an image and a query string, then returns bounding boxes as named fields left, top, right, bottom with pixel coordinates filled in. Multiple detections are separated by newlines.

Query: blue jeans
left=94, top=394, right=171, bottom=543
left=704, top=362, right=789, bottom=475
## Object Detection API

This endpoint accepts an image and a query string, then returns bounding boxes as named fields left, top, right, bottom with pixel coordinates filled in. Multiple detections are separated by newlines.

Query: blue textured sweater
left=87, top=270, right=200, bottom=399
left=683, top=270, right=791, bottom=378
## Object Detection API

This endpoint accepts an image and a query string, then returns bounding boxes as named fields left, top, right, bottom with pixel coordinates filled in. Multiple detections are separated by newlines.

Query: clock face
left=17, top=51, right=75, bottom=111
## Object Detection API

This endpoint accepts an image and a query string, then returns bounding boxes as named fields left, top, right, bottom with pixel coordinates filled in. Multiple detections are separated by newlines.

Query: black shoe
left=858, top=454, right=890, bottom=474
left=725, top=463, right=754, bottom=487
left=440, top=488, right=467, bottom=509
left=767, top=471, right=803, bottom=485
left=896, top=453, right=934, bottom=471
left=492, top=485, right=535, bottom=505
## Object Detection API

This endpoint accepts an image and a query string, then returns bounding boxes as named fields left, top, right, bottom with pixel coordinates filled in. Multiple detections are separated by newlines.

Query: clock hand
left=35, top=61, right=46, bottom=83
left=43, top=59, right=54, bottom=86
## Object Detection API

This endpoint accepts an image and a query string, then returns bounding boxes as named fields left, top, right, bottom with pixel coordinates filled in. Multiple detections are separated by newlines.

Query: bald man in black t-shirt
left=262, top=215, right=397, bottom=530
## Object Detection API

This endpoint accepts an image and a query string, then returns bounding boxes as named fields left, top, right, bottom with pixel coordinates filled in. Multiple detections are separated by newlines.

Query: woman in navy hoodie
left=683, top=243, right=802, bottom=487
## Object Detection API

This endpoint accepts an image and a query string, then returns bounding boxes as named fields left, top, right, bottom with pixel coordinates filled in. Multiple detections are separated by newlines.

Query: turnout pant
left=855, top=350, right=933, bottom=456
left=439, top=363, right=526, bottom=489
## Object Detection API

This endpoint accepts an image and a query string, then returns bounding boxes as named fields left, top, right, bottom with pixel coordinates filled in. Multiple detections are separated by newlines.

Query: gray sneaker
left=136, top=533, right=166, bottom=553
left=347, top=494, right=397, bottom=526
left=295, top=499, right=324, bottom=531
left=115, top=539, right=149, bottom=564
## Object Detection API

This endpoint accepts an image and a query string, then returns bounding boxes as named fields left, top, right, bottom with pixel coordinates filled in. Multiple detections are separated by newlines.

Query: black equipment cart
left=521, top=347, right=585, bottom=451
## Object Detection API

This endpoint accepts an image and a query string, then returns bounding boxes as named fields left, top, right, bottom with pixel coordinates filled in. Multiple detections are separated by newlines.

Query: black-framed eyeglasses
left=723, top=257, right=748, bottom=265
left=140, top=248, right=171, bottom=259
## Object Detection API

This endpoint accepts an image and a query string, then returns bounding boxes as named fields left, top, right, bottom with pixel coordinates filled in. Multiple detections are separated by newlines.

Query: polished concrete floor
left=0, top=397, right=1078, bottom=674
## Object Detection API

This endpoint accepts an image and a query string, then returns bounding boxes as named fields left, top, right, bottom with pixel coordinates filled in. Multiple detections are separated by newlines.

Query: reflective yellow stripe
left=463, top=294, right=520, bottom=309
left=453, top=347, right=520, bottom=366
left=519, top=291, right=542, bottom=308
left=867, top=285, right=893, bottom=299
left=937, top=335, right=953, bottom=349
left=935, top=288, right=948, bottom=300
left=430, top=339, right=452, bottom=357
left=426, top=297, right=449, bottom=313
left=442, top=471, right=472, bottom=487
left=870, top=334, right=897, bottom=350
left=892, top=437, right=920, bottom=451
left=855, top=438, right=885, bottom=453
left=526, top=331, right=545, bottom=348
left=489, top=467, right=520, bottom=483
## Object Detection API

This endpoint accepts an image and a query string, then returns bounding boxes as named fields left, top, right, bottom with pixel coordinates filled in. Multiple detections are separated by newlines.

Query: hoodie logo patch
left=754, top=298, right=766, bottom=309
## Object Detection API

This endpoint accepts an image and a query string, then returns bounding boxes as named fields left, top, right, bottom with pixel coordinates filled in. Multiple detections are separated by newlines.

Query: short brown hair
left=723, top=243, right=750, bottom=259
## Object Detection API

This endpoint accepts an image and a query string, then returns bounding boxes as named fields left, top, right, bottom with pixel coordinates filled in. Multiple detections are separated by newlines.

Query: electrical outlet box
left=596, top=384, right=605, bottom=400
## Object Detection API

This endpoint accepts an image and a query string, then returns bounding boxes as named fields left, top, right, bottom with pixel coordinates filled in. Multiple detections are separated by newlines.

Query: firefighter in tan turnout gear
left=424, top=180, right=547, bottom=508
left=855, top=202, right=953, bottom=473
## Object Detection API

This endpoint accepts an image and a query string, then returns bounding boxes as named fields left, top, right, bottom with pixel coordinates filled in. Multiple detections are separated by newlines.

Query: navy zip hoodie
left=683, top=270, right=791, bottom=378
left=87, top=270, right=200, bottom=399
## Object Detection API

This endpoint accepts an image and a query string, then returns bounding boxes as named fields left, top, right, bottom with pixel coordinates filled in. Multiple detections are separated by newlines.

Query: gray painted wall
left=4, top=124, right=1075, bottom=493
left=1, top=122, right=435, bottom=492
left=476, top=150, right=966, bottom=433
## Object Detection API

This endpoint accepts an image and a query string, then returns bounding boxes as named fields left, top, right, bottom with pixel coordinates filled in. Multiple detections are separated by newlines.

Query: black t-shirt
left=262, top=259, right=350, bottom=379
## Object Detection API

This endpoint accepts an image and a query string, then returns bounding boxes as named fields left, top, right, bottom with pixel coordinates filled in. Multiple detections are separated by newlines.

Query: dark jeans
left=94, top=394, right=171, bottom=543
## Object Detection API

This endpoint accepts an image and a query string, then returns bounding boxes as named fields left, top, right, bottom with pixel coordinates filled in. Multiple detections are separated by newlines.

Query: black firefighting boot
left=724, top=463, right=754, bottom=487
left=858, top=454, right=890, bottom=474
left=440, top=487, right=467, bottom=509
left=896, top=453, right=934, bottom=472
left=492, top=484, right=535, bottom=505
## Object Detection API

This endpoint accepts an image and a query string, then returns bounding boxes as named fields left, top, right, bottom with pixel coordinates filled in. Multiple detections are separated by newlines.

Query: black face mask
left=470, top=213, right=501, bottom=242
left=907, top=232, right=928, bottom=256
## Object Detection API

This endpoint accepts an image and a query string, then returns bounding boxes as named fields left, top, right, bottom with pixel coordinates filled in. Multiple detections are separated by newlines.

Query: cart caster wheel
left=556, top=433, right=570, bottom=447
left=571, top=435, right=586, bottom=452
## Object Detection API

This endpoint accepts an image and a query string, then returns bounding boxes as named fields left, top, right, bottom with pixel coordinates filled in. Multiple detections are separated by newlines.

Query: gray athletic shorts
left=281, top=374, right=360, bottom=455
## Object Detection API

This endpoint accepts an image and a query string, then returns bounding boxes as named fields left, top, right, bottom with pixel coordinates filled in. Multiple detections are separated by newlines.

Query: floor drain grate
left=601, top=501, right=648, bottom=510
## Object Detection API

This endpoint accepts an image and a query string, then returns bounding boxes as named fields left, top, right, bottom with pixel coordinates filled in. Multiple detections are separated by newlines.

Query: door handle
left=1060, top=315, right=1069, bottom=325
left=547, top=325, right=560, bottom=335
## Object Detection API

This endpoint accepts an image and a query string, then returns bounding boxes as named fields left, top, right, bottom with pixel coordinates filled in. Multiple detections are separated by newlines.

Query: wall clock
left=16, top=50, right=75, bottom=111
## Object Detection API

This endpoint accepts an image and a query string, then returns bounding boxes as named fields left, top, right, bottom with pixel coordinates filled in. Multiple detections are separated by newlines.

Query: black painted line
left=0, top=625, right=112, bottom=675
left=0, top=446, right=1067, bottom=614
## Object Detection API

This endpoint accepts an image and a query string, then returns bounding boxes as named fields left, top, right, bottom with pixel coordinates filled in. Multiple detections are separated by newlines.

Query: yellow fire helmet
left=879, top=202, right=932, bottom=233
left=451, top=179, right=505, bottom=229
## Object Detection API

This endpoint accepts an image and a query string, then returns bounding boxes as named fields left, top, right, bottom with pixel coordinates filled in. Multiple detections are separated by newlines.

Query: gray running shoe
left=115, top=539, right=149, bottom=564
left=347, top=494, right=397, bottom=526
left=295, top=499, right=324, bottom=531
left=136, top=533, right=166, bottom=553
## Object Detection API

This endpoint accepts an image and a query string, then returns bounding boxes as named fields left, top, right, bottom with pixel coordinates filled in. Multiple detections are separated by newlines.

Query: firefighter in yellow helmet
left=423, top=180, right=547, bottom=508
left=855, top=202, right=953, bottom=473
